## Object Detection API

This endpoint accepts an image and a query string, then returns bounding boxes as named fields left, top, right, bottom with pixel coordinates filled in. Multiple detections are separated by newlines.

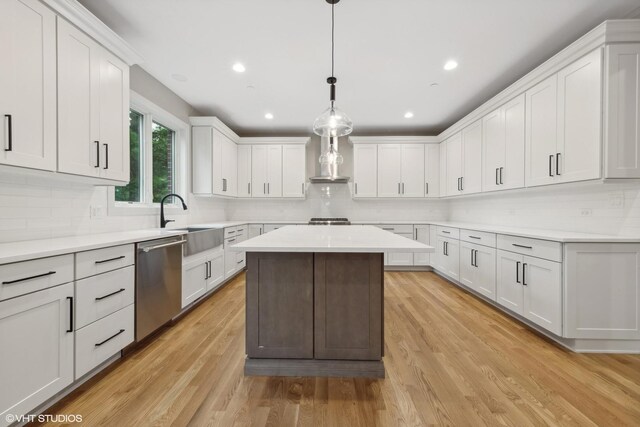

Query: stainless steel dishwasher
left=135, top=235, right=185, bottom=341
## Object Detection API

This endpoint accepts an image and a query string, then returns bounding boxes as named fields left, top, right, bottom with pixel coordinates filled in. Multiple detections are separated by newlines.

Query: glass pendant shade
left=313, top=104, right=353, bottom=137
left=319, top=142, right=344, bottom=167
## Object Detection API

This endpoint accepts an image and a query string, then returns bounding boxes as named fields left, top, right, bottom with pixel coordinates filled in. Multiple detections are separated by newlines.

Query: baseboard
left=385, top=265, right=433, bottom=272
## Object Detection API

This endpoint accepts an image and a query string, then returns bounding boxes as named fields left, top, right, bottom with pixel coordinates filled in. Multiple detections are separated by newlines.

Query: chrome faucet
left=160, top=193, right=188, bottom=228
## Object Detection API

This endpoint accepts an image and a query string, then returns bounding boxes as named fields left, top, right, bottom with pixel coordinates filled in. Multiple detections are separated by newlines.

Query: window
left=110, top=91, right=187, bottom=214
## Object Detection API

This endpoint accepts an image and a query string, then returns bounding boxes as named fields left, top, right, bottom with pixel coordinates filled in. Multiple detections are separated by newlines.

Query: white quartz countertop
left=230, top=225, right=435, bottom=253
left=185, top=220, right=307, bottom=229
left=0, top=229, right=187, bottom=265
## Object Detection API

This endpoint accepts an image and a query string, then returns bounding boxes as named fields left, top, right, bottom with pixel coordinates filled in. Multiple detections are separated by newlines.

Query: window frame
left=108, top=90, right=189, bottom=216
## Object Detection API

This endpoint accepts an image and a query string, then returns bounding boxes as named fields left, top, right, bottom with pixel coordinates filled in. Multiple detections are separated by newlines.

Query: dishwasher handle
left=140, top=239, right=186, bottom=253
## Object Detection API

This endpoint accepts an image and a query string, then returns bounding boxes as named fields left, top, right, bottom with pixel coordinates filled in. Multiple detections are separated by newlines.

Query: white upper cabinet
left=251, top=145, right=282, bottom=198
left=57, top=18, right=129, bottom=182
left=556, top=48, right=602, bottom=183
left=424, top=144, right=440, bottom=197
left=377, top=144, right=425, bottom=198
left=353, top=143, right=378, bottom=198
left=461, top=120, right=482, bottom=194
left=282, top=145, right=306, bottom=198
left=237, top=145, right=252, bottom=197
left=604, top=43, right=640, bottom=178
left=525, top=74, right=558, bottom=187
left=377, top=144, right=403, bottom=197
left=526, top=49, right=602, bottom=188
left=191, top=119, right=238, bottom=198
left=439, top=141, right=447, bottom=196
left=482, top=94, right=525, bottom=191
left=0, top=0, right=56, bottom=172
left=445, top=133, right=462, bottom=196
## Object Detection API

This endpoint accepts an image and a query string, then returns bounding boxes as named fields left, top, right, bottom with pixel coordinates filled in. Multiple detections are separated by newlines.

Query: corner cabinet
left=353, top=143, right=378, bottom=198
left=0, top=0, right=57, bottom=172
left=190, top=117, right=239, bottom=197
left=57, top=18, right=130, bottom=182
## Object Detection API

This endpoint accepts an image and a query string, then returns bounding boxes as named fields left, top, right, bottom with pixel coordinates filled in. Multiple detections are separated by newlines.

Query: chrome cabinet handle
left=103, top=143, right=109, bottom=169
left=67, top=296, right=73, bottom=333
left=556, top=153, right=561, bottom=175
left=398, top=183, right=401, bottom=194
left=496, top=168, right=499, bottom=185
left=425, top=182, right=428, bottom=195
left=355, top=183, right=358, bottom=194
left=141, top=239, right=186, bottom=252
left=549, top=154, right=554, bottom=176
left=302, top=183, right=304, bottom=194
left=516, top=261, right=521, bottom=283
left=95, top=255, right=126, bottom=264
left=499, top=167, right=503, bottom=184
left=468, top=235, right=481, bottom=240
left=522, top=263, right=528, bottom=286
left=402, top=183, right=405, bottom=194
left=512, top=243, right=533, bottom=249
left=95, top=141, right=100, bottom=168
left=248, top=183, right=251, bottom=194
left=4, top=114, right=12, bottom=151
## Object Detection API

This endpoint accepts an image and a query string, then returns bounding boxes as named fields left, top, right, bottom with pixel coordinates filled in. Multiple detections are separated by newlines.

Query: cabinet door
left=0, top=283, right=74, bottom=420
left=246, top=253, right=314, bottom=359
left=475, top=245, right=497, bottom=300
left=221, top=136, right=237, bottom=197
left=439, top=140, right=448, bottom=196
left=387, top=232, right=414, bottom=266
left=604, top=44, right=640, bottom=178
left=502, top=94, right=526, bottom=190
left=445, top=133, right=462, bottom=195
left=182, top=260, right=207, bottom=308
left=482, top=107, right=504, bottom=192
left=433, top=236, right=447, bottom=272
left=459, top=242, right=477, bottom=291
left=251, top=145, right=268, bottom=198
left=0, top=0, right=56, bottom=171
left=443, top=238, right=460, bottom=281
left=224, top=245, right=237, bottom=278
left=237, top=145, right=251, bottom=197
left=98, top=49, right=129, bottom=182
left=400, top=144, right=425, bottom=197
left=211, top=129, right=225, bottom=195
left=57, top=18, right=100, bottom=178
left=496, top=250, right=524, bottom=315
left=522, top=256, right=562, bottom=335
left=266, top=145, right=282, bottom=197
left=314, top=253, right=383, bottom=360
left=191, top=127, right=213, bottom=195
left=557, top=48, right=602, bottom=184
left=282, top=145, right=306, bottom=198
left=248, top=224, right=263, bottom=238
left=207, top=250, right=225, bottom=291
left=424, top=144, right=440, bottom=197
left=525, top=75, right=558, bottom=187
left=353, top=144, right=378, bottom=197
left=414, top=225, right=430, bottom=266
left=377, top=144, right=402, bottom=197
left=461, top=120, right=482, bottom=194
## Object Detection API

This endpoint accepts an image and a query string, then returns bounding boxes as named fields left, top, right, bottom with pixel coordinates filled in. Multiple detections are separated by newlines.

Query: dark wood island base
left=245, top=252, right=384, bottom=378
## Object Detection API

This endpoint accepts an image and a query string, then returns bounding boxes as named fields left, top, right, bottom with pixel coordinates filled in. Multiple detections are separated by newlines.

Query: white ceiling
left=79, top=0, right=640, bottom=136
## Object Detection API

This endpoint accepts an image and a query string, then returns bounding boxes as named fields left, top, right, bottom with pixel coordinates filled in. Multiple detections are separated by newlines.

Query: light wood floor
left=39, top=271, right=640, bottom=426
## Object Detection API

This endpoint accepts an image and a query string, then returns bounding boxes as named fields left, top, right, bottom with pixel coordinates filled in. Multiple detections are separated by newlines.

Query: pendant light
left=313, top=0, right=353, bottom=139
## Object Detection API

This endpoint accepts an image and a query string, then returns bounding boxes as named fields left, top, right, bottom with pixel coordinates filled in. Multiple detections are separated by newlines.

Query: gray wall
left=130, top=65, right=202, bottom=122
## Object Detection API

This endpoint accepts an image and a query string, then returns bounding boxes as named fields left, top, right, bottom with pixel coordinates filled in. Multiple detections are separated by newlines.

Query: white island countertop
left=0, top=229, right=187, bottom=265
left=230, top=225, right=434, bottom=253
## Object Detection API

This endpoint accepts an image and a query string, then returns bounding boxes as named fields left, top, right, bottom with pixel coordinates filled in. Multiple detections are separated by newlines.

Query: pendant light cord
left=331, top=2, right=335, bottom=78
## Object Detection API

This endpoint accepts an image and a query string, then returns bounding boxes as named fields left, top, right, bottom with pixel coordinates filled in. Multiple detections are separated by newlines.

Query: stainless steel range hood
left=309, top=136, right=350, bottom=184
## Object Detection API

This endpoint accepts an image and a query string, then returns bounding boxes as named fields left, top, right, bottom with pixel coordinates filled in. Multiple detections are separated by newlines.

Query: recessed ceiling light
left=404, top=112, right=414, bottom=119
left=232, top=63, right=246, bottom=73
left=265, top=113, right=274, bottom=120
left=171, top=73, right=187, bottom=82
left=444, top=60, right=458, bottom=71
left=430, top=82, right=439, bottom=87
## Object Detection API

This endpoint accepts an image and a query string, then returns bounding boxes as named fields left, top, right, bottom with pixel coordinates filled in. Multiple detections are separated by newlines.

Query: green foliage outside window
left=115, top=110, right=143, bottom=203
left=152, top=122, right=175, bottom=203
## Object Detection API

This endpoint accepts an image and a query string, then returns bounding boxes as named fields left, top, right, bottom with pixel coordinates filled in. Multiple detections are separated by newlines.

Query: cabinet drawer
left=436, top=226, right=460, bottom=239
left=225, top=235, right=239, bottom=248
left=75, top=304, right=134, bottom=379
left=497, top=234, right=562, bottom=262
left=460, top=229, right=497, bottom=247
left=235, top=224, right=247, bottom=236
left=377, top=224, right=414, bottom=234
left=0, top=254, right=74, bottom=302
left=224, top=226, right=238, bottom=239
left=76, top=244, right=134, bottom=280
left=75, top=266, right=135, bottom=329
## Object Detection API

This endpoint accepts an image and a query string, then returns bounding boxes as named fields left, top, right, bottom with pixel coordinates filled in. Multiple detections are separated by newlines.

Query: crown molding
left=42, top=0, right=143, bottom=65
left=189, top=117, right=240, bottom=141
left=238, top=137, right=309, bottom=145
left=438, top=19, right=640, bottom=141
left=350, top=136, right=439, bottom=144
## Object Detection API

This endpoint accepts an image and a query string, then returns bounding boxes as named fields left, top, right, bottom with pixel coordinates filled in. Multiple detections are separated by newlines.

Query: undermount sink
left=176, top=227, right=224, bottom=257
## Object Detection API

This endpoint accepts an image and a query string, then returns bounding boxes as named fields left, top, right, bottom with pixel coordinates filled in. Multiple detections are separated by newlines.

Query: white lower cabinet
left=182, top=246, right=225, bottom=308
left=460, top=242, right=496, bottom=300
left=413, top=225, right=431, bottom=266
left=435, top=236, right=460, bottom=281
left=564, top=243, right=640, bottom=340
left=0, top=283, right=74, bottom=423
left=75, top=304, right=134, bottom=379
left=497, top=250, right=562, bottom=335
left=248, top=224, right=263, bottom=238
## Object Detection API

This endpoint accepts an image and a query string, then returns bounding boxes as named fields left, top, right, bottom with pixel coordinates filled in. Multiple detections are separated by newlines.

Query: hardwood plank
left=34, top=271, right=640, bottom=426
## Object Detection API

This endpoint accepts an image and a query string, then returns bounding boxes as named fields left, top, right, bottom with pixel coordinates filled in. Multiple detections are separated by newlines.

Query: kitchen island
left=231, top=225, right=433, bottom=378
